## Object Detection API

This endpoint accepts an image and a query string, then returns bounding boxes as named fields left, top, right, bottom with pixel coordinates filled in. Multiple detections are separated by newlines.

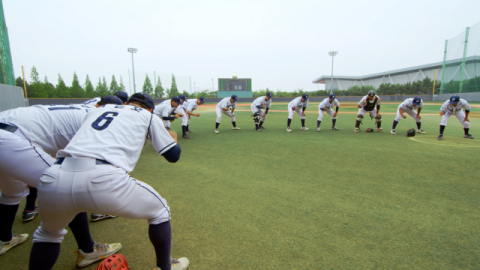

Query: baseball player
left=153, top=96, right=184, bottom=131
left=114, top=91, right=129, bottom=104
left=355, top=90, right=383, bottom=132
left=437, top=95, right=474, bottom=140
left=0, top=96, right=122, bottom=264
left=317, top=93, right=340, bottom=132
left=180, top=96, right=205, bottom=138
left=215, top=95, right=240, bottom=133
left=251, top=92, right=272, bottom=132
left=391, top=97, right=426, bottom=135
left=286, top=94, right=309, bottom=132
left=29, top=93, right=189, bottom=270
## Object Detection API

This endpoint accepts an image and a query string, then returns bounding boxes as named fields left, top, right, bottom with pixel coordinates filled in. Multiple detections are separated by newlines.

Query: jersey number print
left=91, top=112, right=119, bottom=131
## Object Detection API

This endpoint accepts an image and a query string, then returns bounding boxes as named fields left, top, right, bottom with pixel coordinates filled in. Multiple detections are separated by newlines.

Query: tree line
left=16, top=66, right=192, bottom=99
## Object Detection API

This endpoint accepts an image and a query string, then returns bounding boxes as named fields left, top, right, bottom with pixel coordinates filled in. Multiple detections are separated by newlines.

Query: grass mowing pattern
left=3, top=101, right=479, bottom=269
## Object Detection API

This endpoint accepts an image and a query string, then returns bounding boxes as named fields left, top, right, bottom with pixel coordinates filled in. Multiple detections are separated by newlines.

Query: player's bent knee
left=0, top=193, right=25, bottom=205
left=32, top=225, right=68, bottom=244
left=356, top=114, right=364, bottom=121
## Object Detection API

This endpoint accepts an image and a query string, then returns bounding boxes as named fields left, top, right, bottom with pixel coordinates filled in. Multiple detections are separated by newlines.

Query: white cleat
left=0, top=234, right=29, bottom=255
left=331, top=126, right=339, bottom=130
left=316, top=128, right=321, bottom=132
left=232, top=127, right=241, bottom=130
left=376, top=128, right=384, bottom=132
left=286, top=127, right=292, bottom=132
left=417, top=129, right=426, bottom=134
left=214, top=129, right=219, bottom=134
left=300, top=126, right=309, bottom=130
left=76, top=242, right=122, bottom=268
left=391, top=129, right=396, bottom=134
left=354, top=127, right=360, bottom=133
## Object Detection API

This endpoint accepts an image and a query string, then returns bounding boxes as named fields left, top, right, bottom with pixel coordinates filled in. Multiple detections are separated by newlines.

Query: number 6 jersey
left=57, top=104, right=177, bottom=172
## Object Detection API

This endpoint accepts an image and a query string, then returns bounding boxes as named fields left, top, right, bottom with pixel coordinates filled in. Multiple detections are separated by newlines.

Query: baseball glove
left=95, top=254, right=130, bottom=270
left=365, top=128, right=374, bottom=132
left=406, top=128, right=416, bottom=137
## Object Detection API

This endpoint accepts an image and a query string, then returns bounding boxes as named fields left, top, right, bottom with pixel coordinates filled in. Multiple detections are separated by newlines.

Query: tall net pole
left=459, top=27, right=470, bottom=93
left=439, top=40, right=448, bottom=94
left=0, top=0, right=15, bottom=86
left=328, top=51, right=338, bottom=93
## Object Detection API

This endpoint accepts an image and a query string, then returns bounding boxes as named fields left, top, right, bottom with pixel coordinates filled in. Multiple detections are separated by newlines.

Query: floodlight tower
left=328, top=51, right=338, bottom=93
left=128, top=47, right=138, bottom=92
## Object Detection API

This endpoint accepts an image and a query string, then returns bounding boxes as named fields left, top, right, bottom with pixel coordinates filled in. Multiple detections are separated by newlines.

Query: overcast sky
left=4, top=0, right=480, bottom=95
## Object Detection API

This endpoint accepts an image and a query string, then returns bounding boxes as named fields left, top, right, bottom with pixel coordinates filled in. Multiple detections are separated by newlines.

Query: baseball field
left=5, top=101, right=480, bottom=269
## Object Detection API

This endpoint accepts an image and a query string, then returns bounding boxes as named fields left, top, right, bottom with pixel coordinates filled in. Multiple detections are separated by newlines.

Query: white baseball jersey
left=288, top=97, right=309, bottom=109
left=82, top=97, right=101, bottom=108
left=251, top=96, right=271, bottom=111
left=216, top=98, right=237, bottom=109
left=57, top=104, right=176, bottom=173
left=184, top=99, right=199, bottom=112
left=440, top=99, right=471, bottom=114
left=398, top=98, right=424, bottom=112
left=0, top=104, right=90, bottom=156
left=318, top=98, right=339, bottom=110
left=153, top=100, right=176, bottom=118
left=359, top=95, right=382, bottom=107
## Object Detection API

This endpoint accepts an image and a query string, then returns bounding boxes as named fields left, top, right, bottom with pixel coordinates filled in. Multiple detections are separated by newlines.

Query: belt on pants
left=55, top=157, right=112, bottom=165
left=0, top=123, right=18, bottom=133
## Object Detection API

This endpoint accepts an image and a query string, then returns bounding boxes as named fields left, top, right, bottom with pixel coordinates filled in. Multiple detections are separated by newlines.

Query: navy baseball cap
left=412, top=97, right=421, bottom=105
left=171, top=96, right=181, bottom=104
left=179, top=94, right=186, bottom=101
left=231, top=95, right=238, bottom=102
left=114, top=91, right=128, bottom=103
left=449, top=95, right=460, bottom=104
left=100, top=95, right=122, bottom=105
left=329, top=93, right=336, bottom=100
left=266, top=92, right=273, bottom=98
left=128, top=92, right=155, bottom=109
left=302, top=94, right=309, bottom=100
left=199, top=96, right=205, bottom=104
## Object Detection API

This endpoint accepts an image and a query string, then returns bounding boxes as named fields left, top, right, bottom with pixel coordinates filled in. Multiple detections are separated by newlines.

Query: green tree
left=142, top=74, right=154, bottom=96
left=56, top=74, right=70, bottom=98
left=15, top=76, right=31, bottom=98
left=154, top=76, right=164, bottom=98
left=119, top=76, right=126, bottom=92
left=29, top=66, right=47, bottom=98
left=70, top=72, right=85, bottom=98
left=110, top=75, right=120, bottom=94
left=169, top=74, right=180, bottom=97
left=95, top=77, right=109, bottom=96
left=44, top=76, right=55, bottom=98
left=85, top=75, right=95, bottom=98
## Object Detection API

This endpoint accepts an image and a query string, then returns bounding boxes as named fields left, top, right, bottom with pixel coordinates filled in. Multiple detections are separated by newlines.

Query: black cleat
left=437, top=134, right=443, bottom=140
left=186, top=129, right=193, bottom=133
left=182, top=135, right=191, bottom=139
left=464, top=134, right=474, bottom=139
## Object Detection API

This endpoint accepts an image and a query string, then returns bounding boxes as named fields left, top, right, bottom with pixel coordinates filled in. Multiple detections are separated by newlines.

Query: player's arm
left=416, top=107, right=422, bottom=119
left=399, top=108, right=406, bottom=118
left=440, top=102, right=448, bottom=116
left=334, top=101, right=339, bottom=117
left=358, top=98, right=365, bottom=108
left=186, top=110, right=200, bottom=117
left=149, top=116, right=181, bottom=162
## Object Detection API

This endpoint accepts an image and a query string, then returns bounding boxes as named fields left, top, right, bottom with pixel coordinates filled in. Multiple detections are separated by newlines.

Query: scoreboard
left=218, top=78, right=251, bottom=91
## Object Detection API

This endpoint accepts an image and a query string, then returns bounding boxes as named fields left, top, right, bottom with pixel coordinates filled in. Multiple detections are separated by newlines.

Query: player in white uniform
left=355, top=90, right=383, bottom=132
left=180, top=96, right=205, bottom=139
left=153, top=97, right=183, bottom=130
left=215, top=95, right=240, bottom=133
left=437, top=95, right=474, bottom=140
left=251, top=92, right=272, bottom=132
left=286, top=94, right=309, bottom=132
left=317, top=93, right=340, bottom=132
left=29, top=93, right=189, bottom=270
left=390, top=97, right=426, bottom=135
left=0, top=96, right=122, bottom=264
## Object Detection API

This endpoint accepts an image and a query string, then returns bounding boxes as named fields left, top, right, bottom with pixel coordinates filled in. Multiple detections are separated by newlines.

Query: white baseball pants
left=287, top=106, right=305, bottom=120
left=0, top=130, right=54, bottom=205
left=440, top=111, right=470, bottom=128
left=216, top=107, right=235, bottom=123
left=357, top=108, right=377, bottom=118
left=317, top=109, right=336, bottom=121
left=394, top=109, right=422, bottom=123
left=250, top=106, right=266, bottom=122
left=33, top=157, right=171, bottom=243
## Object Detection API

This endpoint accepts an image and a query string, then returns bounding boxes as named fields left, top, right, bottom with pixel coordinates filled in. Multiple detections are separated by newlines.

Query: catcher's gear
left=407, top=128, right=416, bottom=137
left=365, top=128, right=374, bottom=132
left=367, top=90, right=376, bottom=97
left=356, top=114, right=364, bottom=121
left=252, top=113, right=260, bottom=123
left=95, top=254, right=130, bottom=270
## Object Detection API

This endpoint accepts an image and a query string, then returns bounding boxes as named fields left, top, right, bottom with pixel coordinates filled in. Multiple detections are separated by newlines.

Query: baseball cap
left=199, top=96, right=205, bottom=104
left=179, top=94, right=186, bottom=101
left=329, top=93, right=336, bottom=100
left=231, top=95, right=238, bottom=102
left=302, top=93, right=309, bottom=100
left=171, top=96, right=181, bottom=104
left=412, top=97, right=421, bottom=105
left=114, top=91, right=129, bottom=103
left=99, top=95, right=122, bottom=105
left=266, top=92, right=273, bottom=98
left=449, top=95, right=460, bottom=104
left=127, top=92, right=155, bottom=109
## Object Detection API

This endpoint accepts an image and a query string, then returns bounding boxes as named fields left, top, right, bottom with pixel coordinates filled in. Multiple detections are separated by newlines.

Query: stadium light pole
left=128, top=47, right=138, bottom=92
left=328, top=51, right=338, bottom=93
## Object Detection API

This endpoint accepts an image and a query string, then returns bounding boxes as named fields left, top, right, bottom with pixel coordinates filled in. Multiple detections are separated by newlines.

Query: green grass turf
left=3, top=101, right=480, bottom=269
